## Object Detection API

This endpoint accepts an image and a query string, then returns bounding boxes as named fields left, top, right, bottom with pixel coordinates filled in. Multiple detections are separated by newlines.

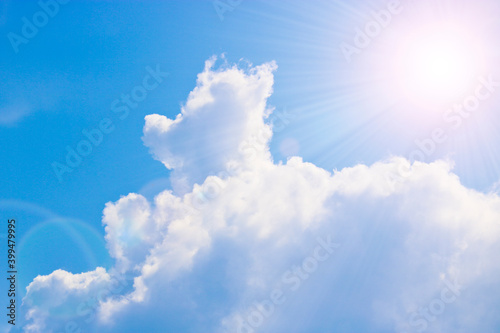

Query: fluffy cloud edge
left=20, top=57, right=500, bottom=333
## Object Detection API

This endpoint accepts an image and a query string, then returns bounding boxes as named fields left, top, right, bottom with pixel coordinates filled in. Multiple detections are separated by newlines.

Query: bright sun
left=392, top=23, right=486, bottom=105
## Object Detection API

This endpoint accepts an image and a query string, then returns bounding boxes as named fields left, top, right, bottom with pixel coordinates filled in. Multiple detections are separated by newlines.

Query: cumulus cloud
left=142, top=56, right=276, bottom=193
left=22, top=57, right=500, bottom=333
left=23, top=268, right=112, bottom=333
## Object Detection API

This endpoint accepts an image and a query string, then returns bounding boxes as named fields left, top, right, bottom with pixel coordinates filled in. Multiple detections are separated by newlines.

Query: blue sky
left=2, top=0, right=500, bottom=332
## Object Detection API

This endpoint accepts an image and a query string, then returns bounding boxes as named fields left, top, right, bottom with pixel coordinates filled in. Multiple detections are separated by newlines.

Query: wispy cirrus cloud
left=0, top=103, right=33, bottom=126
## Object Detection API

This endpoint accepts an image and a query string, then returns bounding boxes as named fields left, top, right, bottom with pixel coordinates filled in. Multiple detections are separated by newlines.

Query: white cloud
left=102, top=193, right=155, bottom=274
left=23, top=268, right=111, bottom=333
left=142, top=56, right=276, bottom=194
left=22, top=57, right=500, bottom=333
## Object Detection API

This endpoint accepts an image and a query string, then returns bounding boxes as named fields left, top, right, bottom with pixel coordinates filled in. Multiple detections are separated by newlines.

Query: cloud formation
left=22, top=57, right=500, bottom=333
